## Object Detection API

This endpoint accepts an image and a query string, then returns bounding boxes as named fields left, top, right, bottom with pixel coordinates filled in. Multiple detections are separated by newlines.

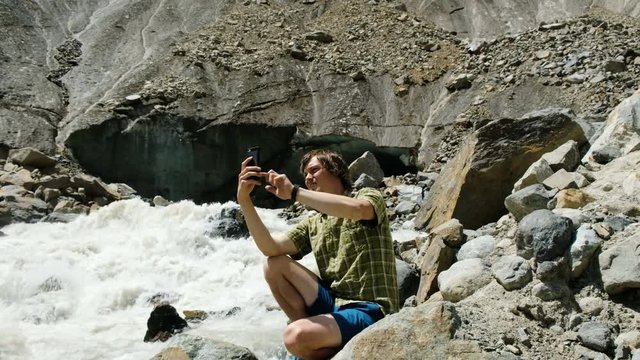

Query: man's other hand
left=265, top=170, right=295, bottom=200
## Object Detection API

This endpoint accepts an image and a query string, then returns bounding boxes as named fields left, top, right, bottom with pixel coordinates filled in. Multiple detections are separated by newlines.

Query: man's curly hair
left=300, top=149, right=352, bottom=192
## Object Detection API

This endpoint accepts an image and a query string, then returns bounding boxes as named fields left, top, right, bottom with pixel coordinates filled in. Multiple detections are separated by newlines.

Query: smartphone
left=247, top=146, right=260, bottom=181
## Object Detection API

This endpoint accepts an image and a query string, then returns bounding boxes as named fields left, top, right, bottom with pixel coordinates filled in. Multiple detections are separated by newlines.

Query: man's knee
left=283, top=322, right=314, bottom=356
left=263, top=255, right=290, bottom=281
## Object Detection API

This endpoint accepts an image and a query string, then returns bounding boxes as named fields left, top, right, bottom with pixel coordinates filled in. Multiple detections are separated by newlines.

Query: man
left=237, top=149, right=398, bottom=360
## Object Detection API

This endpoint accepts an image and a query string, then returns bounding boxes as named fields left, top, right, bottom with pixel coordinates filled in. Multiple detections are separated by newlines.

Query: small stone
left=592, top=223, right=611, bottom=240
left=304, top=31, right=333, bottom=43
left=505, top=345, right=521, bottom=355
left=603, top=60, right=626, bottom=73
left=125, top=94, right=141, bottom=102
left=536, top=50, right=551, bottom=59
left=349, top=71, right=366, bottom=81
left=153, top=195, right=171, bottom=207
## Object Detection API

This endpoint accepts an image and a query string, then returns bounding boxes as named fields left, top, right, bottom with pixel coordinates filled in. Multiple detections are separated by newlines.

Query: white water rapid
left=0, top=198, right=419, bottom=360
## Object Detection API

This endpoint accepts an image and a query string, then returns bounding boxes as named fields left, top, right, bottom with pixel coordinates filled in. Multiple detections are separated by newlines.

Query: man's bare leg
left=284, top=314, right=342, bottom=360
left=263, top=255, right=321, bottom=321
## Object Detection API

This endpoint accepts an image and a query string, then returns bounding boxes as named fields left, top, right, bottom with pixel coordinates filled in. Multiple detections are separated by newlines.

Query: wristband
left=291, top=184, right=300, bottom=202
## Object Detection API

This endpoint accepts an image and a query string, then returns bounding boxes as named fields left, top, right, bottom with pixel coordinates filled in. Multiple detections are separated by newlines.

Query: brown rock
left=592, top=223, right=612, bottom=240
left=414, top=109, right=586, bottom=230
left=416, top=237, right=456, bottom=303
left=555, top=189, right=594, bottom=209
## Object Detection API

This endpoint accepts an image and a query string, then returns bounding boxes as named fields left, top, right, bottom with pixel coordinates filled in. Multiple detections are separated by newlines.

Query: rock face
left=415, top=109, right=586, bottom=230
left=3, top=0, right=639, bottom=204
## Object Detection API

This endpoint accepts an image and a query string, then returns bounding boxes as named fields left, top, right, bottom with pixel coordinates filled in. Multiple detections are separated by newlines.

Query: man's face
left=303, top=156, right=343, bottom=194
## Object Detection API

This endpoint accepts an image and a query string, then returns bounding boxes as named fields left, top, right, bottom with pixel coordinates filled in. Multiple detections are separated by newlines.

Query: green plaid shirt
left=287, top=188, right=399, bottom=314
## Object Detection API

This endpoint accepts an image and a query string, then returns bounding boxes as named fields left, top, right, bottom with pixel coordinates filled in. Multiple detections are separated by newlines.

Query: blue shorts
left=306, top=281, right=384, bottom=345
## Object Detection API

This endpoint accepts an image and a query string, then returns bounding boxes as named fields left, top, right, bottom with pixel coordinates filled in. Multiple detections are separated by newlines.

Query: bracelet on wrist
left=291, top=184, right=300, bottom=202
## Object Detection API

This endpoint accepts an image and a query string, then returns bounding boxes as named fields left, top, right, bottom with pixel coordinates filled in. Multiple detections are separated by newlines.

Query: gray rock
left=542, top=169, right=590, bottom=190
left=152, top=334, right=258, bottom=360
left=445, top=73, right=474, bottom=91
left=603, top=59, right=626, bottom=73
left=457, top=235, right=495, bottom=260
left=396, top=259, right=419, bottom=305
left=516, top=209, right=573, bottom=261
left=513, top=158, right=554, bottom=192
left=536, top=259, right=569, bottom=281
left=492, top=255, right=533, bottom=290
left=570, top=224, right=602, bottom=278
left=505, top=184, right=556, bottom=221
left=566, top=73, right=586, bottom=84
left=592, top=146, right=622, bottom=164
left=540, top=140, right=581, bottom=172
left=578, top=296, right=604, bottom=316
left=531, top=281, right=570, bottom=301
left=604, top=215, right=635, bottom=232
left=0, top=195, right=49, bottom=224
left=395, top=184, right=424, bottom=203
left=583, top=89, right=640, bottom=164
left=153, top=195, right=170, bottom=207
left=349, top=151, right=384, bottom=188
left=43, top=188, right=61, bottom=203
left=438, top=258, right=491, bottom=302
left=353, top=173, right=379, bottom=190
left=599, top=232, right=640, bottom=295
left=578, top=322, right=613, bottom=352
left=8, top=147, right=56, bottom=168
left=395, top=201, right=417, bottom=215
left=552, top=208, right=587, bottom=230
left=574, top=345, right=612, bottom=360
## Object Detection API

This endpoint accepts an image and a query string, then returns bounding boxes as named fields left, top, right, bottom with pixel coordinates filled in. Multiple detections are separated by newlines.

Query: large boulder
left=334, top=302, right=482, bottom=360
left=349, top=151, right=385, bottom=188
left=415, top=109, right=586, bottom=230
left=515, top=209, right=573, bottom=262
left=583, top=89, right=640, bottom=164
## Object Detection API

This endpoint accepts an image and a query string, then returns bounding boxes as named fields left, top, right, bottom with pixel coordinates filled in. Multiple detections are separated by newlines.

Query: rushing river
left=0, top=198, right=419, bottom=360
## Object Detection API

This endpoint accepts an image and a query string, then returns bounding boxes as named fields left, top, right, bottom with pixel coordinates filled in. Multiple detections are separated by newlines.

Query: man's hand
left=237, top=157, right=264, bottom=204
left=265, top=170, right=295, bottom=200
